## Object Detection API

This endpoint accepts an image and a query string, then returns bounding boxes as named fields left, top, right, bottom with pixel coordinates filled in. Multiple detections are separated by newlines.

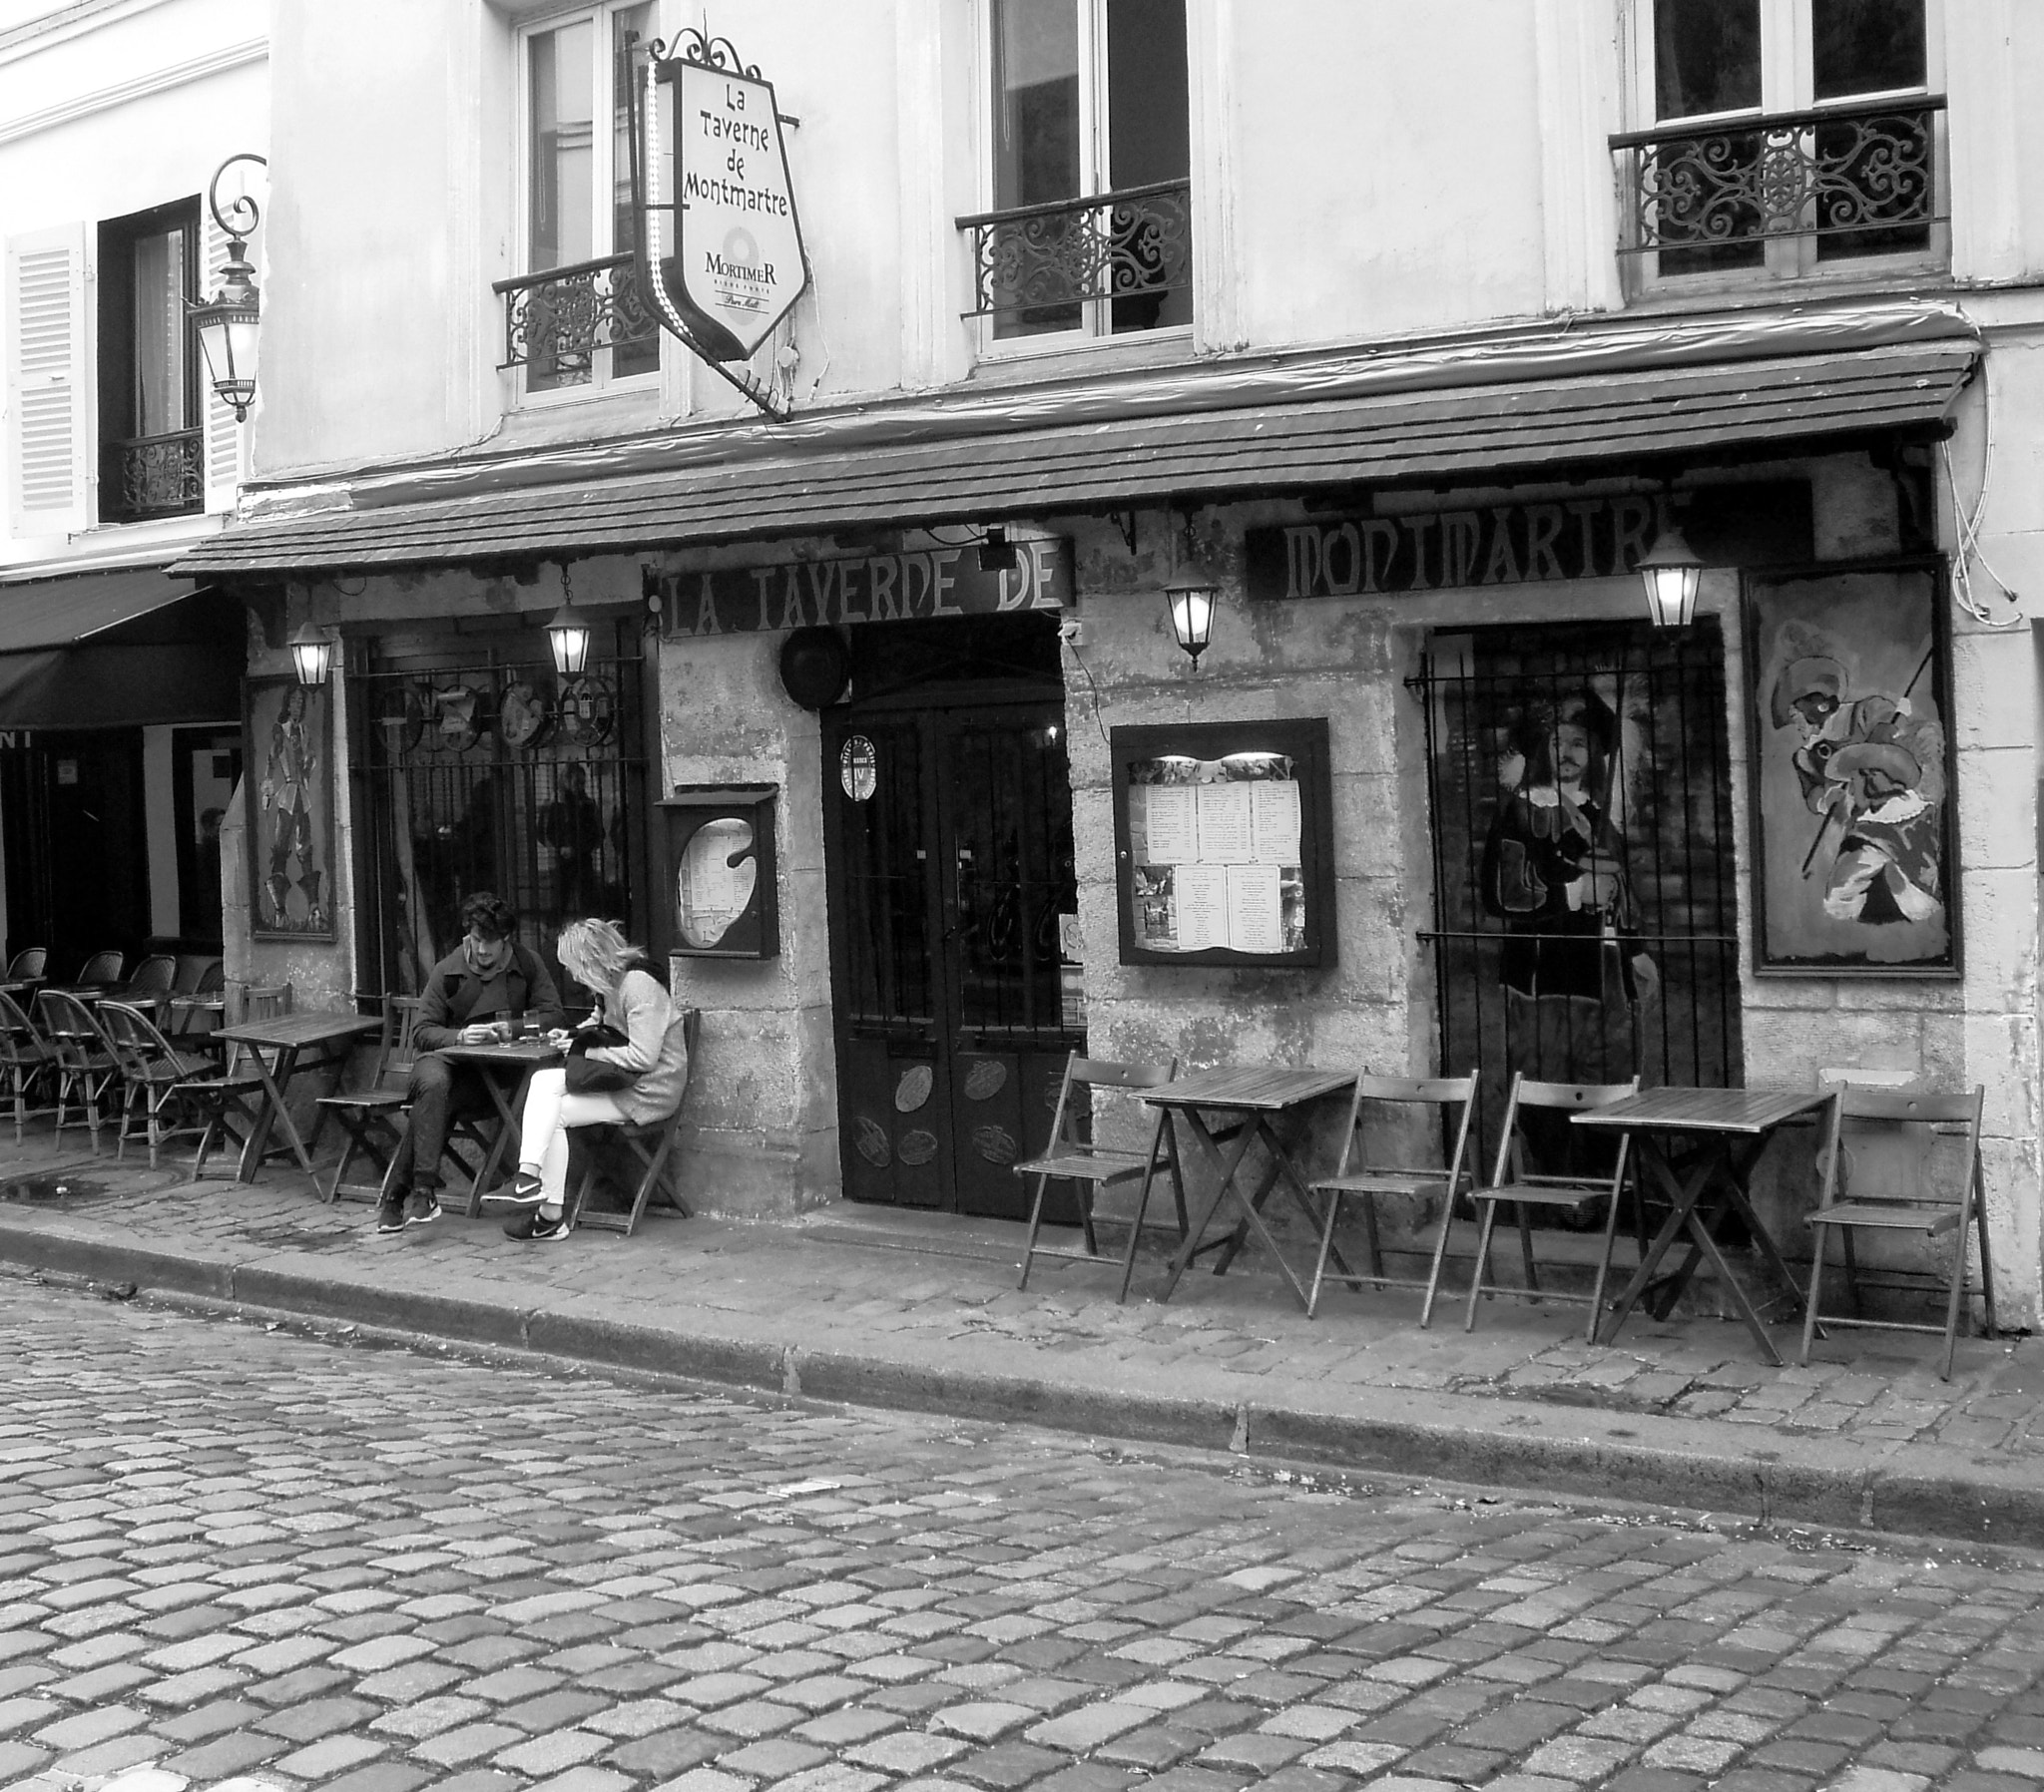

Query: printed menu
left=1126, top=752, right=1307, bottom=955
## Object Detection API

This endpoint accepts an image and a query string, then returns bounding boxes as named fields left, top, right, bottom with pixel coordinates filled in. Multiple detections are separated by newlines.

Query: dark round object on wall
left=779, top=627, right=850, bottom=709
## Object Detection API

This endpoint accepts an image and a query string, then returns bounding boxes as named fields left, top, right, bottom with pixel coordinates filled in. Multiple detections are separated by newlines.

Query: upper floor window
left=97, top=199, right=203, bottom=523
left=1613, top=0, right=1944, bottom=287
left=961, top=0, right=1192, bottom=344
left=500, top=1, right=659, bottom=399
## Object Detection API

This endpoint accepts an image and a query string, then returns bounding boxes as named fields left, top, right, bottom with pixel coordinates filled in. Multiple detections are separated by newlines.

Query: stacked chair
left=0, top=988, right=59, bottom=1144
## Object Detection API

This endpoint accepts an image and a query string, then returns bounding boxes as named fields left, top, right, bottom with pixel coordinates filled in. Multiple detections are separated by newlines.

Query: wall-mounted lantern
left=286, top=622, right=335, bottom=688
left=1165, top=578, right=1218, bottom=668
left=188, top=153, right=266, bottom=422
left=1638, top=525, right=1705, bottom=628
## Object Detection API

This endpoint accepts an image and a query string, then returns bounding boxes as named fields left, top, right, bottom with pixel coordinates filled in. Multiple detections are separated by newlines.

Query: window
left=96, top=200, right=204, bottom=522
left=1617, top=0, right=1942, bottom=283
left=964, top=0, right=1192, bottom=343
left=505, top=1, right=659, bottom=397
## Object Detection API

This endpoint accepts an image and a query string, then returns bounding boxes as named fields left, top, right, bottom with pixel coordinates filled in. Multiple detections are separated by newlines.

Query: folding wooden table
left=1575, top=1085, right=1836, bottom=1364
left=215, top=1010, right=382, bottom=1191
left=437, top=1038, right=565, bottom=1213
left=1147, top=1065, right=1358, bottom=1312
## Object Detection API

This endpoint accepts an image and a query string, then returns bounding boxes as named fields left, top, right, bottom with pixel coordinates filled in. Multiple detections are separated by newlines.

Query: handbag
left=564, top=1022, right=636, bottom=1094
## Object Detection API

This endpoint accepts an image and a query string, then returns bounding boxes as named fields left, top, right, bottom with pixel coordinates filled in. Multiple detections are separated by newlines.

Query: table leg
left=1676, top=1202, right=1785, bottom=1366
left=1596, top=1138, right=1705, bottom=1342
left=236, top=1046, right=299, bottom=1184
left=465, top=1068, right=532, bottom=1217
left=1157, top=1112, right=1265, bottom=1303
left=1210, top=1123, right=1365, bottom=1293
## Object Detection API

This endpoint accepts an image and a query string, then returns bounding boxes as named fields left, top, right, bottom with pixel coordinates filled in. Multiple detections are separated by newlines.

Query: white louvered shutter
left=201, top=210, right=245, bottom=512
left=4, top=224, right=90, bottom=539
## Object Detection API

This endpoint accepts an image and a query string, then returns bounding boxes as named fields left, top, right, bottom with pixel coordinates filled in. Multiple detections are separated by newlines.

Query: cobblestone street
left=5, top=1280, right=2044, bottom=1792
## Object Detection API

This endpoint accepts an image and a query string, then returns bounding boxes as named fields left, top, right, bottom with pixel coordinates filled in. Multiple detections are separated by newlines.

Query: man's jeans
left=389, top=1052, right=495, bottom=1195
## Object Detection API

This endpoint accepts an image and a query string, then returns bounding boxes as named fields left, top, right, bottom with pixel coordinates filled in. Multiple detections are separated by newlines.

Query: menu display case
left=1112, top=718, right=1335, bottom=968
left=662, top=784, right=779, bottom=959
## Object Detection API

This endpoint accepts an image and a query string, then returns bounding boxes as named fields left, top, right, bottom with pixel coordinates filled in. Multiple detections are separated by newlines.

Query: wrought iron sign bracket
left=626, top=31, right=809, bottom=424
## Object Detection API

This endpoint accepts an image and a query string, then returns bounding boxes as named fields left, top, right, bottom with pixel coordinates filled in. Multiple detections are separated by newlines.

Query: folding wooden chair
left=0, top=988, right=59, bottom=1145
left=565, top=1009, right=702, bottom=1235
left=96, top=1000, right=251, bottom=1174
left=1014, top=1053, right=1187, bottom=1303
left=316, top=995, right=424, bottom=1204
left=1460, top=1074, right=1640, bottom=1337
left=34, top=987, right=121, bottom=1154
left=1799, top=1085, right=1995, bottom=1381
left=1306, top=1070, right=1476, bottom=1320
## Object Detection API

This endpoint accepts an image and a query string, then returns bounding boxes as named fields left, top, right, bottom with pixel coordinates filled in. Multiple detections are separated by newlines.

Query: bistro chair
left=167, top=959, right=228, bottom=1044
left=71, top=949, right=126, bottom=989
left=1305, top=1070, right=1477, bottom=1321
left=0, top=987, right=59, bottom=1145
left=1458, top=1074, right=1641, bottom=1338
left=34, top=987, right=121, bottom=1153
left=1799, top=1085, right=1995, bottom=1382
left=4, top=946, right=46, bottom=987
left=565, top=1009, right=703, bottom=1236
left=115, top=954, right=180, bottom=1027
left=96, top=1000, right=251, bottom=1174
left=1014, top=1053, right=1188, bottom=1303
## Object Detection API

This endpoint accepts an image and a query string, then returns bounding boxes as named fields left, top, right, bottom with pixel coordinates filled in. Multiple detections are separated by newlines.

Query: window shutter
left=3, top=224, right=90, bottom=539
left=201, top=210, right=244, bottom=513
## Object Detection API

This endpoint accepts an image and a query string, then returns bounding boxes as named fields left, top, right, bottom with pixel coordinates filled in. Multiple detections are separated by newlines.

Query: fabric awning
left=174, top=334, right=1979, bottom=579
left=0, top=571, right=243, bottom=729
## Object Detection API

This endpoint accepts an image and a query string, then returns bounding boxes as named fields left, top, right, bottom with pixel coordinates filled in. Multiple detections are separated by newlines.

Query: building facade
left=181, top=1, right=2044, bottom=1322
left=0, top=0, right=265, bottom=978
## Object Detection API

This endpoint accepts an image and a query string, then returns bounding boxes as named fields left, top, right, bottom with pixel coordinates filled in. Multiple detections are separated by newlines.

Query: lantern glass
left=191, top=282, right=259, bottom=420
left=547, top=610, right=593, bottom=676
left=1165, top=581, right=1217, bottom=663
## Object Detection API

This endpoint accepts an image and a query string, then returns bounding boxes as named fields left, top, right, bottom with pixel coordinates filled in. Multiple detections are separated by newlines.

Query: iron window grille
left=1611, top=94, right=1946, bottom=276
left=957, top=179, right=1192, bottom=335
left=495, top=253, right=658, bottom=388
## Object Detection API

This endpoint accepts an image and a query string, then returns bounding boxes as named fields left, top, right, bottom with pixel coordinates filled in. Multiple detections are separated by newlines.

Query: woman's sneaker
left=506, top=1208, right=571, bottom=1243
left=482, top=1170, right=547, bottom=1209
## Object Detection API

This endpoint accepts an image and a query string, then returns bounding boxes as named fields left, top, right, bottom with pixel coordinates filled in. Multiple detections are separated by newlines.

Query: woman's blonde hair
left=555, top=917, right=648, bottom=991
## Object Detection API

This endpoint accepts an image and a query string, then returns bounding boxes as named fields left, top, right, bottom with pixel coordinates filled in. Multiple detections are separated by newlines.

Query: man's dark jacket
left=413, top=942, right=566, bottom=1052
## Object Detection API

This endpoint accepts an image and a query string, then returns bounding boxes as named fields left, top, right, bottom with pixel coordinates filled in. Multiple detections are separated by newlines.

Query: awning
left=0, top=571, right=244, bottom=729
left=174, top=334, right=1979, bottom=579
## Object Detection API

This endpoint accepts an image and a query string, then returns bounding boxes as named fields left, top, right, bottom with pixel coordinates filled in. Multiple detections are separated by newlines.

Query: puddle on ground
left=0, top=1174, right=126, bottom=1205
left=233, top=1223, right=357, bottom=1252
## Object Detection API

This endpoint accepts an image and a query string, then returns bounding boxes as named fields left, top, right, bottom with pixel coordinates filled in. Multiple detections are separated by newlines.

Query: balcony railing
left=1610, top=94, right=1946, bottom=268
left=109, top=428, right=204, bottom=520
left=495, top=252, right=659, bottom=389
left=957, top=179, right=1192, bottom=334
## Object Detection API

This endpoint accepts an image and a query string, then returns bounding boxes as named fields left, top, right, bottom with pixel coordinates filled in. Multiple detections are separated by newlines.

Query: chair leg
left=1464, top=1198, right=1501, bottom=1332
left=1798, top=1222, right=1829, bottom=1367
left=1586, top=1176, right=1631, bottom=1345
left=1017, top=1172, right=1052, bottom=1292
left=624, top=1132, right=674, bottom=1236
left=1974, top=1160, right=1997, bottom=1341
left=1306, top=1191, right=1341, bottom=1320
left=1359, top=1191, right=1385, bottom=1289
left=1839, top=1227, right=1863, bottom=1316
left=1516, top=1204, right=1540, bottom=1300
left=1418, top=1181, right=1463, bottom=1331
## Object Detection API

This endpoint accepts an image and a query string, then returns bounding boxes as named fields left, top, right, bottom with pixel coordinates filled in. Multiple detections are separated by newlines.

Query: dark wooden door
left=825, top=698, right=1081, bottom=1217
left=3, top=731, right=151, bottom=975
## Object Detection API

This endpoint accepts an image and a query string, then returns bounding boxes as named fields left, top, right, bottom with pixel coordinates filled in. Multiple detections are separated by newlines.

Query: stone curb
left=8, top=1221, right=2044, bottom=1553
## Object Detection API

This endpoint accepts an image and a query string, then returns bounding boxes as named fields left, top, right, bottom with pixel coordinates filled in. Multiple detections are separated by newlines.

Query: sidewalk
left=3, top=1129, right=2040, bottom=1551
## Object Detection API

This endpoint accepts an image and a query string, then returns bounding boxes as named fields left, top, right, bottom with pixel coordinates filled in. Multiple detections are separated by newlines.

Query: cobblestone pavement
left=6, top=1281, right=2044, bottom=1792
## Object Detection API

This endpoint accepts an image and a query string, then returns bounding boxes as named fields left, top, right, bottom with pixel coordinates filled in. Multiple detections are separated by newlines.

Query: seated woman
left=495, top=917, right=691, bottom=1242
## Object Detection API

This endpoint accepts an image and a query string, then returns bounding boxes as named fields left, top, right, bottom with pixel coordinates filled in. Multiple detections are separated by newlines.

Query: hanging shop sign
left=650, top=538, right=1072, bottom=636
left=1244, top=482, right=1812, bottom=602
left=630, top=30, right=807, bottom=418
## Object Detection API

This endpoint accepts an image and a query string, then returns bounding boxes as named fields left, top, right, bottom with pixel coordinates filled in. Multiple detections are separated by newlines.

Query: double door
left=824, top=696, right=1081, bottom=1217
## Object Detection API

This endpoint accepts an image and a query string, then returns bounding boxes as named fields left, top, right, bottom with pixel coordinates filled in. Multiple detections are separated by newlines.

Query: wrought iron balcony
left=958, top=180, right=1192, bottom=334
left=108, top=428, right=204, bottom=520
left=1610, top=94, right=1946, bottom=270
left=495, top=252, right=659, bottom=388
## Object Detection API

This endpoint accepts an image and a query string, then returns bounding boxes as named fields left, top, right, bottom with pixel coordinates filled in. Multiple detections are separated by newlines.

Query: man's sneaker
left=374, top=1198, right=407, bottom=1235
left=509, top=1208, right=571, bottom=1243
left=404, top=1191, right=441, bottom=1228
left=481, top=1170, right=547, bottom=1209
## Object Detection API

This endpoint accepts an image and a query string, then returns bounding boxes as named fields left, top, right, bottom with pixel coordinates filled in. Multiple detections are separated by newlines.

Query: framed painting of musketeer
left=245, top=674, right=337, bottom=942
left=1745, top=561, right=1959, bottom=976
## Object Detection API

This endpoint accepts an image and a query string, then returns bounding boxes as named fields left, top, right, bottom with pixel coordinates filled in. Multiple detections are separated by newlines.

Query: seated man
left=376, top=892, right=565, bottom=1234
